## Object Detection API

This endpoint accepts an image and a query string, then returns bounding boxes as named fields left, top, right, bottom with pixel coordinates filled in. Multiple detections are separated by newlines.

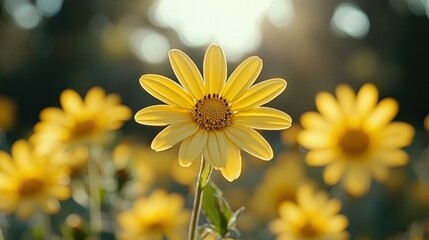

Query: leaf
left=202, top=182, right=243, bottom=238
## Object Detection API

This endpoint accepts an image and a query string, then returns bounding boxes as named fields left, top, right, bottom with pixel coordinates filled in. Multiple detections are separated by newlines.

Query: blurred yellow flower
left=298, top=83, right=415, bottom=196
left=135, top=44, right=292, bottom=181
left=424, top=114, right=429, bottom=132
left=117, top=190, right=189, bottom=240
left=0, top=95, right=17, bottom=132
left=250, top=151, right=312, bottom=219
left=270, top=185, right=349, bottom=240
left=31, top=86, right=132, bottom=155
left=0, top=140, right=71, bottom=219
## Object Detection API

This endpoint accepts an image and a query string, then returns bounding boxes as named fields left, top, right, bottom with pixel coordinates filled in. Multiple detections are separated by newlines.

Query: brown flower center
left=299, top=222, right=318, bottom=237
left=18, top=178, right=46, bottom=197
left=338, top=129, right=370, bottom=155
left=70, top=119, right=97, bottom=138
left=192, top=94, right=232, bottom=131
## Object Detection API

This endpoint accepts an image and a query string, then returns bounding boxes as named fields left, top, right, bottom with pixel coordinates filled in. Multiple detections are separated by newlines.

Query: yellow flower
left=135, top=44, right=292, bottom=181
left=117, top=190, right=189, bottom=240
left=270, top=185, right=349, bottom=240
left=424, top=114, right=429, bottom=132
left=0, top=95, right=17, bottom=132
left=0, top=140, right=71, bottom=219
left=298, top=83, right=415, bottom=196
left=250, top=151, right=312, bottom=219
left=31, top=86, right=132, bottom=155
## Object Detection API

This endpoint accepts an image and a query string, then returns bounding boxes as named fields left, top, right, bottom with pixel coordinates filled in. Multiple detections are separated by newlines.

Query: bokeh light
left=330, top=2, right=370, bottom=39
left=5, top=0, right=42, bottom=29
left=129, top=28, right=170, bottom=64
left=35, top=0, right=63, bottom=17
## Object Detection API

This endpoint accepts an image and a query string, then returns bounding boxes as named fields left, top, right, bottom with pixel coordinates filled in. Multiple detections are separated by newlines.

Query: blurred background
left=1, top=0, right=429, bottom=239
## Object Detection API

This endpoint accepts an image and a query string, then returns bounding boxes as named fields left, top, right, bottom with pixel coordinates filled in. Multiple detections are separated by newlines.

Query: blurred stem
left=88, top=147, right=102, bottom=240
left=188, top=158, right=212, bottom=240
left=42, top=214, right=51, bottom=240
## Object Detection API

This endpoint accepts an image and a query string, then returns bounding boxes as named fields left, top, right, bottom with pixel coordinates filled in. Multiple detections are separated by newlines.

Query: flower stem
left=188, top=158, right=212, bottom=240
left=88, top=147, right=102, bottom=240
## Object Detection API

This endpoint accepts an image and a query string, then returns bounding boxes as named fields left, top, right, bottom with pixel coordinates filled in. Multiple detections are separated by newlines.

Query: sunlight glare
left=331, top=3, right=370, bottom=39
left=129, top=28, right=170, bottom=64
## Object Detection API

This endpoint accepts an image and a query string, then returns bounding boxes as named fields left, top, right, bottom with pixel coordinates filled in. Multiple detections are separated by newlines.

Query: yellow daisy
left=250, top=151, right=312, bottom=220
left=270, top=185, right=349, bottom=240
left=117, top=190, right=189, bottom=240
left=0, top=140, right=71, bottom=219
left=298, top=83, right=415, bottom=196
left=31, top=86, right=132, bottom=155
left=135, top=44, right=292, bottom=181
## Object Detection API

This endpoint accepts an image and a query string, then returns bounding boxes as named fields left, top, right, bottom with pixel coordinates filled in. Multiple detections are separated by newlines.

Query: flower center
left=338, top=129, right=370, bottom=155
left=299, top=221, right=318, bottom=237
left=70, top=119, right=96, bottom=138
left=18, top=177, right=46, bottom=197
left=192, top=94, right=232, bottom=131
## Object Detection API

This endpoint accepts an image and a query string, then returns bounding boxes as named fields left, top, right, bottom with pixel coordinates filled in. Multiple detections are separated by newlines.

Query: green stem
left=188, top=158, right=213, bottom=240
left=88, top=147, right=102, bottom=240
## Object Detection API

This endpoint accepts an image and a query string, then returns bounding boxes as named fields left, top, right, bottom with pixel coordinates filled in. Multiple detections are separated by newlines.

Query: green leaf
left=201, top=182, right=243, bottom=238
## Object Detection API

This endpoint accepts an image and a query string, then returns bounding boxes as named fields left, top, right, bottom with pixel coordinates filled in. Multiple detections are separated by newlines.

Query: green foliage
left=201, top=182, right=245, bottom=239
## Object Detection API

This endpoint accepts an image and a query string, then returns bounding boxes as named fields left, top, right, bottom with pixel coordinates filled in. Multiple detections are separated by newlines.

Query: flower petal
left=11, top=140, right=32, bottom=171
left=343, top=165, right=371, bottom=196
left=323, top=162, right=345, bottom=185
left=234, top=107, right=292, bottom=130
left=178, top=129, right=208, bottom=167
left=232, top=79, right=286, bottom=111
left=60, top=89, right=83, bottom=115
left=325, top=215, right=349, bottom=232
left=373, top=149, right=409, bottom=166
left=306, top=149, right=337, bottom=166
left=169, top=49, right=205, bottom=99
left=379, top=122, right=415, bottom=148
left=151, top=122, right=199, bottom=151
left=204, top=44, right=226, bottom=94
left=222, top=56, right=262, bottom=101
left=365, top=98, right=398, bottom=130
left=84, top=87, right=105, bottom=109
left=356, top=83, right=378, bottom=117
left=224, top=124, right=273, bottom=160
left=220, top=141, right=242, bottom=181
left=0, top=152, right=14, bottom=175
left=203, top=131, right=227, bottom=168
left=139, top=74, right=195, bottom=109
left=336, top=84, right=356, bottom=115
left=135, top=105, right=191, bottom=126
left=300, top=112, right=331, bottom=130
left=298, top=130, right=335, bottom=149
left=315, top=92, right=343, bottom=124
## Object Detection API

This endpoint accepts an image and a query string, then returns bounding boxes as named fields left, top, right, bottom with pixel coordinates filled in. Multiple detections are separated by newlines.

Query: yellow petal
left=356, top=83, right=378, bottom=117
left=224, top=124, right=273, bottom=160
left=222, top=56, right=262, bottom=101
left=373, top=149, right=408, bottom=166
left=325, top=215, right=349, bottom=232
left=365, top=98, right=398, bottom=130
left=232, top=79, right=286, bottom=111
left=300, top=112, right=331, bottom=130
left=84, top=86, right=105, bottom=109
left=234, top=107, right=292, bottom=130
left=323, top=162, right=345, bottom=185
left=42, top=198, right=60, bottom=214
left=369, top=162, right=389, bottom=182
left=0, top=152, right=14, bottom=175
left=220, top=141, right=242, bottom=181
left=135, top=105, right=191, bottom=126
left=60, top=89, right=83, bottom=115
left=343, top=166, right=371, bottom=196
left=379, top=122, right=415, bottom=148
left=139, top=74, right=195, bottom=109
left=336, top=84, right=356, bottom=115
left=168, top=49, right=205, bottom=99
left=315, top=92, right=343, bottom=124
left=151, top=122, right=199, bottom=151
left=298, top=130, right=335, bottom=149
left=11, top=140, right=32, bottom=171
left=203, top=131, right=227, bottom=168
left=178, top=129, right=208, bottom=167
left=306, top=149, right=337, bottom=166
left=40, top=107, right=69, bottom=124
left=204, top=44, right=226, bottom=94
